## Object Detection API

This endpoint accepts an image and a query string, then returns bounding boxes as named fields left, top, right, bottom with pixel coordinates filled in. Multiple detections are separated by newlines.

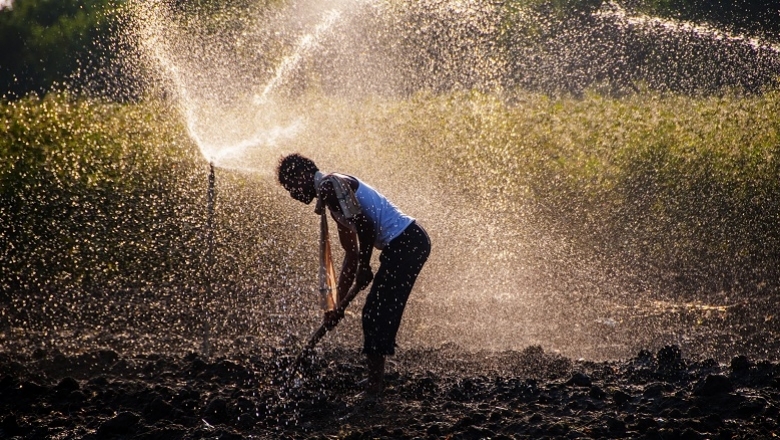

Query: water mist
left=117, top=0, right=780, bottom=361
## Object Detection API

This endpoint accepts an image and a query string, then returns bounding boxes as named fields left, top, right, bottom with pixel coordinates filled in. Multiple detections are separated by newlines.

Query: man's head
left=277, top=153, right=319, bottom=204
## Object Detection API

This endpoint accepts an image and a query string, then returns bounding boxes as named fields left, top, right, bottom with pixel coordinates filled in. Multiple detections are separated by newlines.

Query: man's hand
left=323, top=308, right=345, bottom=331
left=356, top=264, right=373, bottom=290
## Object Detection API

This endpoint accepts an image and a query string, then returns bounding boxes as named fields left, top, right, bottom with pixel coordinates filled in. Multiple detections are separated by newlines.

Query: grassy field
left=2, top=89, right=779, bottom=355
left=0, top=93, right=315, bottom=354
left=289, top=88, right=780, bottom=295
left=1, top=94, right=203, bottom=291
left=391, top=89, right=780, bottom=293
left=3, top=90, right=780, bottom=290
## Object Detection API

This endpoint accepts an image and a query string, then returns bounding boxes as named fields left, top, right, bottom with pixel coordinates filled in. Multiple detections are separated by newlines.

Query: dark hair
left=277, top=153, right=318, bottom=186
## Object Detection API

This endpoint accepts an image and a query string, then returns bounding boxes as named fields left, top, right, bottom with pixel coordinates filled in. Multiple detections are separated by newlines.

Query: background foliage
left=0, top=0, right=121, bottom=97
left=1, top=0, right=778, bottom=98
left=2, top=91, right=779, bottom=300
left=630, top=0, right=780, bottom=39
left=0, top=94, right=312, bottom=353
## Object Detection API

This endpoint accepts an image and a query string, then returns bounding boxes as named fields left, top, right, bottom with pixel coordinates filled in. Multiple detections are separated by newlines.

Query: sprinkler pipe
left=202, top=161, right=216, bottom=357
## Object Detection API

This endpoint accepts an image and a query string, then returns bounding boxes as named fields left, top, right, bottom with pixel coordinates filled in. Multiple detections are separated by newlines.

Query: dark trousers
left=362, top=222, right=431, bottom=356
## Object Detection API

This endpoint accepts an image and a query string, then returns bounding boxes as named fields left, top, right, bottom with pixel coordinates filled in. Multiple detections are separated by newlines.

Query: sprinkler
left=207, top=161, right=216, bottom=262
left=202, top=161, right=216, bottom=357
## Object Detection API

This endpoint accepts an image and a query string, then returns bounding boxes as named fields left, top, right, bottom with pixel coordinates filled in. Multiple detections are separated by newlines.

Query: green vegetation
left=0, top=0, right=121, bottom=97
left=0, top=94, right=203, bottom=295
left=345, top=89, right=780, bottom=294
left=0, top=94, right=318, bottom=351
left=1, top=0, right=776, bottom=98
left=3, top=91, right=778, bottom=301
left=0, top=93, right=313, bottom=305
left=633, top=0, right=780, bottom=40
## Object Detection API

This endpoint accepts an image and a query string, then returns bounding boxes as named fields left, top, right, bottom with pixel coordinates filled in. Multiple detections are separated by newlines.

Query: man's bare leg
left=365, top=353, right=385, bottom=396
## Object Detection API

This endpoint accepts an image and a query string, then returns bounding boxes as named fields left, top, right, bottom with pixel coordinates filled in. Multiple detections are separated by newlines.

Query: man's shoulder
left=322, top=173, right=359, bottom=191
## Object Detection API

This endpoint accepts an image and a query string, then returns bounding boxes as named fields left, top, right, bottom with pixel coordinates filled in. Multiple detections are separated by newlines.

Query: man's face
left=283, top=171, right=316, bottom=204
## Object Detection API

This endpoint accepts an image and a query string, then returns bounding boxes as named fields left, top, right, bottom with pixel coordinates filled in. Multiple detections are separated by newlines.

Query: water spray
left=256, top=9, right=342, bottom=105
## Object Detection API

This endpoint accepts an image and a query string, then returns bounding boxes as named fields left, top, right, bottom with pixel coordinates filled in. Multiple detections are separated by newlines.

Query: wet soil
left=1, top=343, right=778, bottom=439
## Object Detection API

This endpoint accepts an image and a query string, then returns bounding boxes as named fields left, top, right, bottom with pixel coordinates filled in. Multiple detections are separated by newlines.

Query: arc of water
left=597, top=2, right=780, bottom=53
left=132, top=0, right=362, bottom=169
left=255, top=9, right=342, bottom=105
left=134, top=2, right=212, bottom=160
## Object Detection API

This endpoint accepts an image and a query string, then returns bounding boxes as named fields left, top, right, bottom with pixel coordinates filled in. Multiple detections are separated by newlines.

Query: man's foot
left=365, top=379, right=384, bottom=397
left=343, top=389, right=383, bottom=415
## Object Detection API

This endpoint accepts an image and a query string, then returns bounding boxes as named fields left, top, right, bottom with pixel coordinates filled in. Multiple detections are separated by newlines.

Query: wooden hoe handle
left=288, top=283, right=364, bottom=378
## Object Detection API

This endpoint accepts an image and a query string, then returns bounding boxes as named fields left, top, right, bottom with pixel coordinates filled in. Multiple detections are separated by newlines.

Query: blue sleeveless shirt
left=326, top=176, right=413, bottom=250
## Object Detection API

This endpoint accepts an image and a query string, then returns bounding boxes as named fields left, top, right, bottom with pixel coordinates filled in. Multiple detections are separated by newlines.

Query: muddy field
left=1, top=342, right=778, bottom=439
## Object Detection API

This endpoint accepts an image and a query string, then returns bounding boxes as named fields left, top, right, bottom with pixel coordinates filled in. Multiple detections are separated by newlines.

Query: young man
left=277, top=153, right=431, bottom=395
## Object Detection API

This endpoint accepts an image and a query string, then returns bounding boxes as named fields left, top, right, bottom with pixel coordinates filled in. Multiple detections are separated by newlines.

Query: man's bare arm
left=352, top=213, right=375, bottom=289
left=320, top=178, right=376, bottom=296
left=336, top=221, right=358, bottom=304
